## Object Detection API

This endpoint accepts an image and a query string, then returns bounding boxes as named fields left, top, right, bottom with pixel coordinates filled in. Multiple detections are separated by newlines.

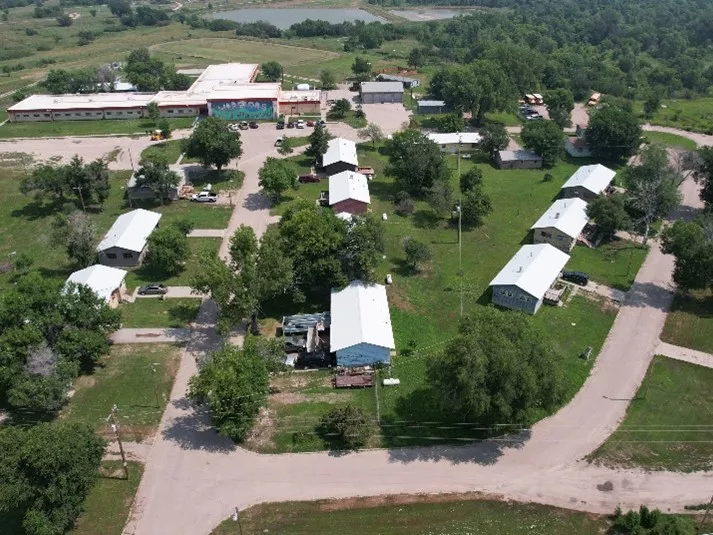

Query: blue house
left=330, top=281, right=395, bottom=367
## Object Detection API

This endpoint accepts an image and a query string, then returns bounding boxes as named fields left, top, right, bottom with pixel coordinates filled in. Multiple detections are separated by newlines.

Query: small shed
left=329, top=171, right=370, bottom=215
left=560, top=164, right=615, bottom=202
left=97, top=208, right=162, bottom=267
left=330, top=281, right=395, bottom=367
left=417, top=100, right=451, bottom=114
left=66, top=265, right=127, bottom=308
left=127, top=165, right=184, bottom=201
left=377, top=73, right=420, bottom=89
left=426, top=132, right=482, bottom=153
left=489, top=244, right=570, bottom=314
left=495, top=150, right=543, bottom=169
left=530, top=198, right=589, bottom=253
left=360, top=81, right=404, bottom=104
left=322, top=137, right=358, bottom=176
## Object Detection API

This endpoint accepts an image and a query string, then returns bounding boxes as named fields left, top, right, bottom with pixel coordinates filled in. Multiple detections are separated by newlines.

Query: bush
left=394, top=190, right=414, bottom=216
left=319, top=405, right=370, bottom=450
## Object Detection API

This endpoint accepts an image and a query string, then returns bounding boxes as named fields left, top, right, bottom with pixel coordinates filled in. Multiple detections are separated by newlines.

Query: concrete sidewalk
left=656, top=341, right=713, bottom=369
left=111, top=328, right=191, bottom=344
left=188, top=229, right=226, bottom=238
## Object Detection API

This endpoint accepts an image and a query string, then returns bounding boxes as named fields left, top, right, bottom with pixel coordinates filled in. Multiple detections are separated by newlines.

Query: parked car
left=561, top=271, right=589, bottom=286
left=238, top=121, right=249, bottom=130
left=286, top=121, right=295, bottom=129
left=276, top=121, right=285, bottom=130
left=191, top=191, right=218, bottom=203
left=227, top=123, right=240, bottom=133
left=249, top=121, right=259, bottom=129
left=317, top=120, right=326, bottom=127
left=296, top=120, right=305, bottom=129
left=306, top=120, right=315, bottom=127
left=138, top=284, right=168, bottom=295
left=298, top=174, right=320, bottom=183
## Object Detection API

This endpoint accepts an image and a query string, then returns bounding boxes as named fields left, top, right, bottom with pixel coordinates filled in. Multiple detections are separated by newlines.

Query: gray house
left=360, top=81, right=404, bottom=104
left=530, top=198, right=589, bottom=253
left=560, top=164, right=616, bottom=202
left=97, top=209, right=162, bottom=267
left=495, top=150, right=543, bottom=169
left=417, top=100, right=451, bottom=114
left=489, top=244, right=570, bottom=314
left=321, top=137, right=359, bottom=176
left=377, top=73, right=420, bottom=88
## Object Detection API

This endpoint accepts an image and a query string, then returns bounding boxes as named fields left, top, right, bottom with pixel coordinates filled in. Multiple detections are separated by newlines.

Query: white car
left=296, top=120, right=305, bottom=129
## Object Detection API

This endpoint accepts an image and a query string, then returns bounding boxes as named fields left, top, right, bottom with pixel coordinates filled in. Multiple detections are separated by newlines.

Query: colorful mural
left=210, top=100, right=275, bottom=120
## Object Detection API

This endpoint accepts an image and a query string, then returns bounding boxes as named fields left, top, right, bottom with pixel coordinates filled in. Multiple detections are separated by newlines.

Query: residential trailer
left=66, top=265, right=127, bottom=308
left=329, top=171, right=370, bottom=215
left=97, top=209, right=162, bottom=267
left=495, top=150, right=543, bottom=169
left=426, top=132, right=482, bottom=153
left=359, top=81, right=404, bottom=104
left=330, top=281, right=395, bottom=367
left=530, top=198, right=589, bottom=253
left=560, top=164, right=615, bottom=202
left=489, top=244, right=570, bottom=314
left=321, top=137, right=358, bottom=175
left=416, top=100, right=451, bottom=114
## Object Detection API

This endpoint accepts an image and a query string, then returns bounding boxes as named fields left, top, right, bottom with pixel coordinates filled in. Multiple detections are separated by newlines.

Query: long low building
left=560, top=164, right=615, bottom=201
left=97, top=208, right=161, bottom=267
left=427, top=132, right=482, bottom=153
left=531, top=198, right=589, bottom=253
left=7, top=63, right=321, bottom=122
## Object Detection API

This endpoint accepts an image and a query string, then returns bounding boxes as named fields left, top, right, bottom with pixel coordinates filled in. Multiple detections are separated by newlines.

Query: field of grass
left=69, top=462, right=143, bottom=535
left=568, top=239, right=648, bottom=291
left=661, top=290, right=713, bottom=354
left=591, top=355, right=713, bottom=471
left=140, top=139, right=186, bottom=165
left=60, top=343, right=182, bottom=442
left=120, top=298, right=202, bottom=328
left=212, top=497, right=606, bottom=535
left=643, top=131, right=698, bottom=151
left=0, top=117, right=195, bottom=139
left=642, top=98, right=713, bottom=134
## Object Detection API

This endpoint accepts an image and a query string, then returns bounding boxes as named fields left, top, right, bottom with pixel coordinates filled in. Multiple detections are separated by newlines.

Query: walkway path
left=656, top=341, right=713, bottom=369
left=188, top=229, right=226, bottom=238
left=131, top=286, right=202, bottom=299
left=110, top=328, right=191, bottom=344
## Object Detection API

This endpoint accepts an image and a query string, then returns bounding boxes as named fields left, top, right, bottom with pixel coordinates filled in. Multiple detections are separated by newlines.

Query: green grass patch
left=643, top=131, right=698, bottom=151
left=342, top=111, right=368, bottom=129
left=591, top=355, right=713, bottom=471
left=61, top=343, right=182, bottom=442
left=662, top=290, right=713, bottom=354
left=0, top=117, right=194, bottom=139
left=484, top=111, right=521, bottom=126
left=639, top=98, right=713, bottom=134
left=140, top=139, right=186, bottom=165
left=120, top=298, right=201, bottom=328
left=568, top=239, right=648, bottom=291
left=186, top=168, right=244, bottom=194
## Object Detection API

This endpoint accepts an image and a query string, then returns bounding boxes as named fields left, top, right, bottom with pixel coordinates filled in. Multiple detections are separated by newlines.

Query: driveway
left=132, top=286, right=202, bottom=299
left=361, top=103, right=411, bottom=135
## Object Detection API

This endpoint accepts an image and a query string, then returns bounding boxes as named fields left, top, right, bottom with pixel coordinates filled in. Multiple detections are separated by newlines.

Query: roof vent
left=555, top=212, right=560, bottom=219
left=516, top=266, right=523, bottom=273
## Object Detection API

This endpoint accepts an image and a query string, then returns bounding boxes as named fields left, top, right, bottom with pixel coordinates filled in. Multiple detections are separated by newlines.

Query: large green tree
left=385, top=130, right=451, bottom=194
left=585, top=105, right=642, bottom=162
left=306, top=124, right=333, bottom=162
left=184, top=116, right=243, bottom=171
left=520, top=120, right=564, bottom=168
left=52, top=211, right=97, bottom=268
left=691, top=146, right=713, bottom=209
left=319, top=405, right=370, bottom=450
left=340, top=215, right=384, bottom=283
left=479, top=122, right=510, bottom=155
left=460, top=185, right=493, bottom=228
left=258, top=157, right=297, bottom=202
left=135, top=153, right=181, bottom=204
left=543, top=88, right=575, bottom=128
left=260, top=61, right=283, bottom=82
left=661, top=216, right=713, bottom=291
left=586, top=194, right=631, bottom=240
left=145, top=224, right=190, bottom=276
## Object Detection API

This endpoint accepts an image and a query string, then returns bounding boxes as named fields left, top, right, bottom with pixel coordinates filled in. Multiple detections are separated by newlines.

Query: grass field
left=60, top=343, right=182, bottom=442
left=661, top=290, right=713, bottom=353
left=211, top=497, right=607, bottom=535
left=643, top=131, right=698, bottom=151
left=644, top=98, right=713, bottom=134
left=568, top=239, right=648, bottom=291
left=0, top=117, right=195, bottom=139
left=140, top=139, right=186, bottom=165
left=590, top=355, right=713, bottom=471
left=69, top=462, right=143, bottom=535
left=120, top=298, right=202, bottom=328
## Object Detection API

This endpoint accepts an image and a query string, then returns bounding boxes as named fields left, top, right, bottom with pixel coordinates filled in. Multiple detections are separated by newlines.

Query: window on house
left=168, top=110, right=174, bottom=114
left=85, top=113, right=92, bottom=116
left=106, top=253, right=117, bottom=259
left=122, top=252, right=133, bottom=259
left=106, top=112, right=112, bottom=116
left=43, top=113, right=50, bottom=117
left=33, top=114, right=39, bottom=117
left=541, top=231, right=552, bottom=238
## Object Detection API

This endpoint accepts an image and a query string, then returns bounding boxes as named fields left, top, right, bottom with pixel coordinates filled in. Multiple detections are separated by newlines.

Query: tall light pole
left=458, top=136, right=463, bottom=317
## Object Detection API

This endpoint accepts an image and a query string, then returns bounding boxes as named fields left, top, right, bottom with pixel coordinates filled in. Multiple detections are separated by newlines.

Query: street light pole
left=458, top=137, right=463, bottom=318
left=74, top=187, right=86, bottom=212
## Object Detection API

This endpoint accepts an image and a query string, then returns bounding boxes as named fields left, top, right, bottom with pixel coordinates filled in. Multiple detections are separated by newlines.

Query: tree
left=320, top=69, right=336, bottom=90
left=460, top=186, right=493, bottom=227
left=460, top=168, right=483, bottom=193
left=612, top=506, right=695, bottom=535
left=437, top=113, right=465, bottom=133
left=145, top=224, right=189, bottom=276
left=543, top=88, right=574, bottom=128
left=585, top=105, right=643, bottom=162
left=427, top=307, right=565, bottom=424
left=20, top=156, right=110, bottom=208
left=319, top=405, right=370, bottom=450
left=661, top=216, right=713, bottom=291
left=479, top=122, right=510, bottom=157
left=358, top=122, right=384, bottom=146
left=187, top=345, right=269, bottom=442
left=134, top=153, right=180, bottom=204
left=146, top=101, right=161, bottom=122
left=77, top=30, right=95, bottom=46
left=52, top=211, right=97, bottom=268
left=351, top=56, right=371, bottom=81
left=305, top=124, right=332, bottom=162
left=394, top=190, right=414, bottom=216
left=108, top=0, right=131, bottom=17
left=228, top=224, right=258, bottom=271
left=427, top=179, right=454, bottom=216
left=89, top=8, right=97, bottom=17
left=587, top=194, right=631, bottom=240
left=408, top=47, right=425, bottom=69
left=386, top=130, right=451, bottom=194
left=260, top=61, right=283, bottom=82
left=124, top=48, right=180, bottom=92
left=184, top=116, right=242, bottom=171
left=157, top=118, right=172, bottom=140
left=57, top=13, right=73, bottom=26
left=403, top=237, right=431, bottom=271
left=691, top=146, right=713, bottom=209
left=258, top=157, right=297, bottom=202
left=643, top=93, right=661, bottom=120
left=255, top=226, right=294, bottom=303
left=277, top=136, right=294, bottom=156
left=0, top=422, right=105, bottom=535
left=521, top=120, right=564, bottom=168
left=341, top=215, right=384, bottom=283
left=327, top=98, right=351, bottom=120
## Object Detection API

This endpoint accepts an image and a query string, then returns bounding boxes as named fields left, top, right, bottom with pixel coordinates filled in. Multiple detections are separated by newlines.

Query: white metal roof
left=489, top=244, right=570, bottom=299
left=427, top=132, right=482, bottom=145
left=323, top=138, right=358, bottom=168
left=561, top=164, right=615, bottom=195
left=330, top=281, right=395, bottom=352
left=152, top=91, right=207, bottom=107
left=66, top=265, right=126, bottom=302
left=497, top=149, right=543, bottom=162
left=329, top=171, right=370, bottom=206
left=9, top=92, right=154, bottom=111
left=360, top=81, right=404, bottom=94
left=417, top=100, right=446, bottom=107
left=279, top=90, right=321, bottom=103
left=530, top=198, right=589, bottom=239
left=208, top=83, right=281, bottom=101
left=188, top=63, right=259, bottom=93
left=97, top=209, right=162, bottom=253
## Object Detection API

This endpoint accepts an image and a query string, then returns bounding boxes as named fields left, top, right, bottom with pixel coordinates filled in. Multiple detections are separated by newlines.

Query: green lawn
left=140, top=139, right=186, bottom=165
left=120, top=298, right=201, bottom=328
left=212, top=498, right=606, bottom=535
left=662, top=290, right=713, bottom=354
left=69, top=462, right=143, bottom=535
left=341, top=110, right=368, bottom=129
left=61, top=343, right=182, bottom=442
left=568, top=239, right=648, bottom=291
left=590, top=355, right=713, bottom=471
left=642, top=98, right=713, bottom=134
left=0, top=117, right=195, bottom=139
left=643, top=131, right=698, bottom=151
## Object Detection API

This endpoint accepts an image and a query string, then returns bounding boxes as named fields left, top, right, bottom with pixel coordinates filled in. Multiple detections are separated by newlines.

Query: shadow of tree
left=168, top=301, right=201, bottom=327
left=160, top=397, right=236, bottom=453
left=413, top=209, right=441, bottom=229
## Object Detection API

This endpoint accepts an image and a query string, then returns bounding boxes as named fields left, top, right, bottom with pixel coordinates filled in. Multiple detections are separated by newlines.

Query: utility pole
left=73, top=186, right=86, bottom=212
left=107, top=404, right=129, bottom=480
left=458, top=136, right=463, bottom=318
left=700, top=493, right=713, bottom=531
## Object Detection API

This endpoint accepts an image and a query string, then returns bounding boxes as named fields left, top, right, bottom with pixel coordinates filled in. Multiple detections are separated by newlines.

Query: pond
left=208, top=8, right=385, bottom=29
left=389, top=9, right=471, bottom=21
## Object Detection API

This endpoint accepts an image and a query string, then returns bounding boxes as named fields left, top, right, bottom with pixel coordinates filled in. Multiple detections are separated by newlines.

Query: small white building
left=489, top=244, right=570, bottom=314
left=97, top=209, right=162, bottom=267
left=426, top=132, right=482, bottom=153
left=329, top=171, right=370, bottom=215
left=66, top=265, right=127, bottom=307
left=560, top=164, right=616, bottom=202
left=531, top=198, right=589, bottom=253
left=322, top=137, right=359, bottom=176
left=330, top=281, right=395, bottom=367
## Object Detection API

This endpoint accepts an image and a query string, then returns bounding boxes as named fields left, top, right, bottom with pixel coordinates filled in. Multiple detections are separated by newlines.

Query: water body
left=390, top=9, right=470, bottom=21
left=209, top=8, right=385, bottom=29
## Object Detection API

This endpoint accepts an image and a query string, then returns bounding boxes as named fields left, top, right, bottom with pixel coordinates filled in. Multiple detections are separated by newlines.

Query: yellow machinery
left=150, top=130, right=165, bottom=141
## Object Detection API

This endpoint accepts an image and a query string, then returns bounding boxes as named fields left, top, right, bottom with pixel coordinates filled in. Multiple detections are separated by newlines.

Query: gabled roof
left=360, top=81, right=405, bottom=94
left=530, top=198, right=589, bottom=239
left=66, top=265, right=126, bottom=302
left=329, top=171, right=370, bottom=206
left=561, top=164, right=615, bottom=195
left=330, top=281, right=395, bottom=352
left=427, top=132, right=482, bottom=145
left=497, top=149, right=543, bottom=162
left=489, top=244, right=570, bottom=299
left=97, top=209, right=162, bottom=253
left=322, top=138, right=358, bottom=168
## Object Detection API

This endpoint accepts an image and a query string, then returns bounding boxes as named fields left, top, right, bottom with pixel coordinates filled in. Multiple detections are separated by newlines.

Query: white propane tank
left=296, top=83, right=310, bottom=91
left=382, top=378, right=400, bottom=386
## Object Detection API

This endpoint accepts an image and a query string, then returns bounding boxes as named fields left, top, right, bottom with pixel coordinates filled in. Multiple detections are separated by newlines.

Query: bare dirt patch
left=245, top=406, right=277, bottom=451
left=387, top=284, right=415, bottom=312
left=272, top=392, right=348, bottom=405
left=314, top=491, right=507, bottom=513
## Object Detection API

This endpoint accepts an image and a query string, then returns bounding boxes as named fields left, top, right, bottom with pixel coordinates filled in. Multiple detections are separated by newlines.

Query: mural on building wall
left=211, top=100, right=274, bottom=120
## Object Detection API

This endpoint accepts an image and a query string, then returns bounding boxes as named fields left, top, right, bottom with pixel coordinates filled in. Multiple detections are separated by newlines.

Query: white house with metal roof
left=329, top=171, right=370, bottom=215
left=531, top=198, right=589, bottom=253
left=66, top=265, right=127, bottom=307
left=489, top=244, right=570, bottom=314
left=97, top=209, right=162, bottom=267
left=322, top=137, right=359, bottom=175
left=330, top=281, right=395, bottom=367
left=427, top=132, right=482, bottom=153
left=560, top=164, right=616, bottom=201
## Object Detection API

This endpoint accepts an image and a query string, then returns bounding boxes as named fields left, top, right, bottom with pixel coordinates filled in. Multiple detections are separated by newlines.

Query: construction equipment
left=150, top=130, right=165, bottom=141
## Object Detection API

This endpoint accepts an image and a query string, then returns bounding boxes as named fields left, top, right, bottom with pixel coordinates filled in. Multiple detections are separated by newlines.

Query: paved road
left=657, top=342, right=713, bottom=369
left=111, top=328, right=191, bottom=344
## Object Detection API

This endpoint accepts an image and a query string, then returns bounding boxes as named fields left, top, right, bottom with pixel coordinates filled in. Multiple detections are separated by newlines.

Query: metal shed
left=359, top=81, right=404, bottom=104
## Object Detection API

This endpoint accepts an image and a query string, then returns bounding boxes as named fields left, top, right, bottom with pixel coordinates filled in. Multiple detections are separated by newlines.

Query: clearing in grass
left=567, top=239, right=648, bottom=292
left=661, top=290, right=713, bottom=354
left=643, top=131, right=698, bottom=151
left=120, top=297, right=201, bottom=328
